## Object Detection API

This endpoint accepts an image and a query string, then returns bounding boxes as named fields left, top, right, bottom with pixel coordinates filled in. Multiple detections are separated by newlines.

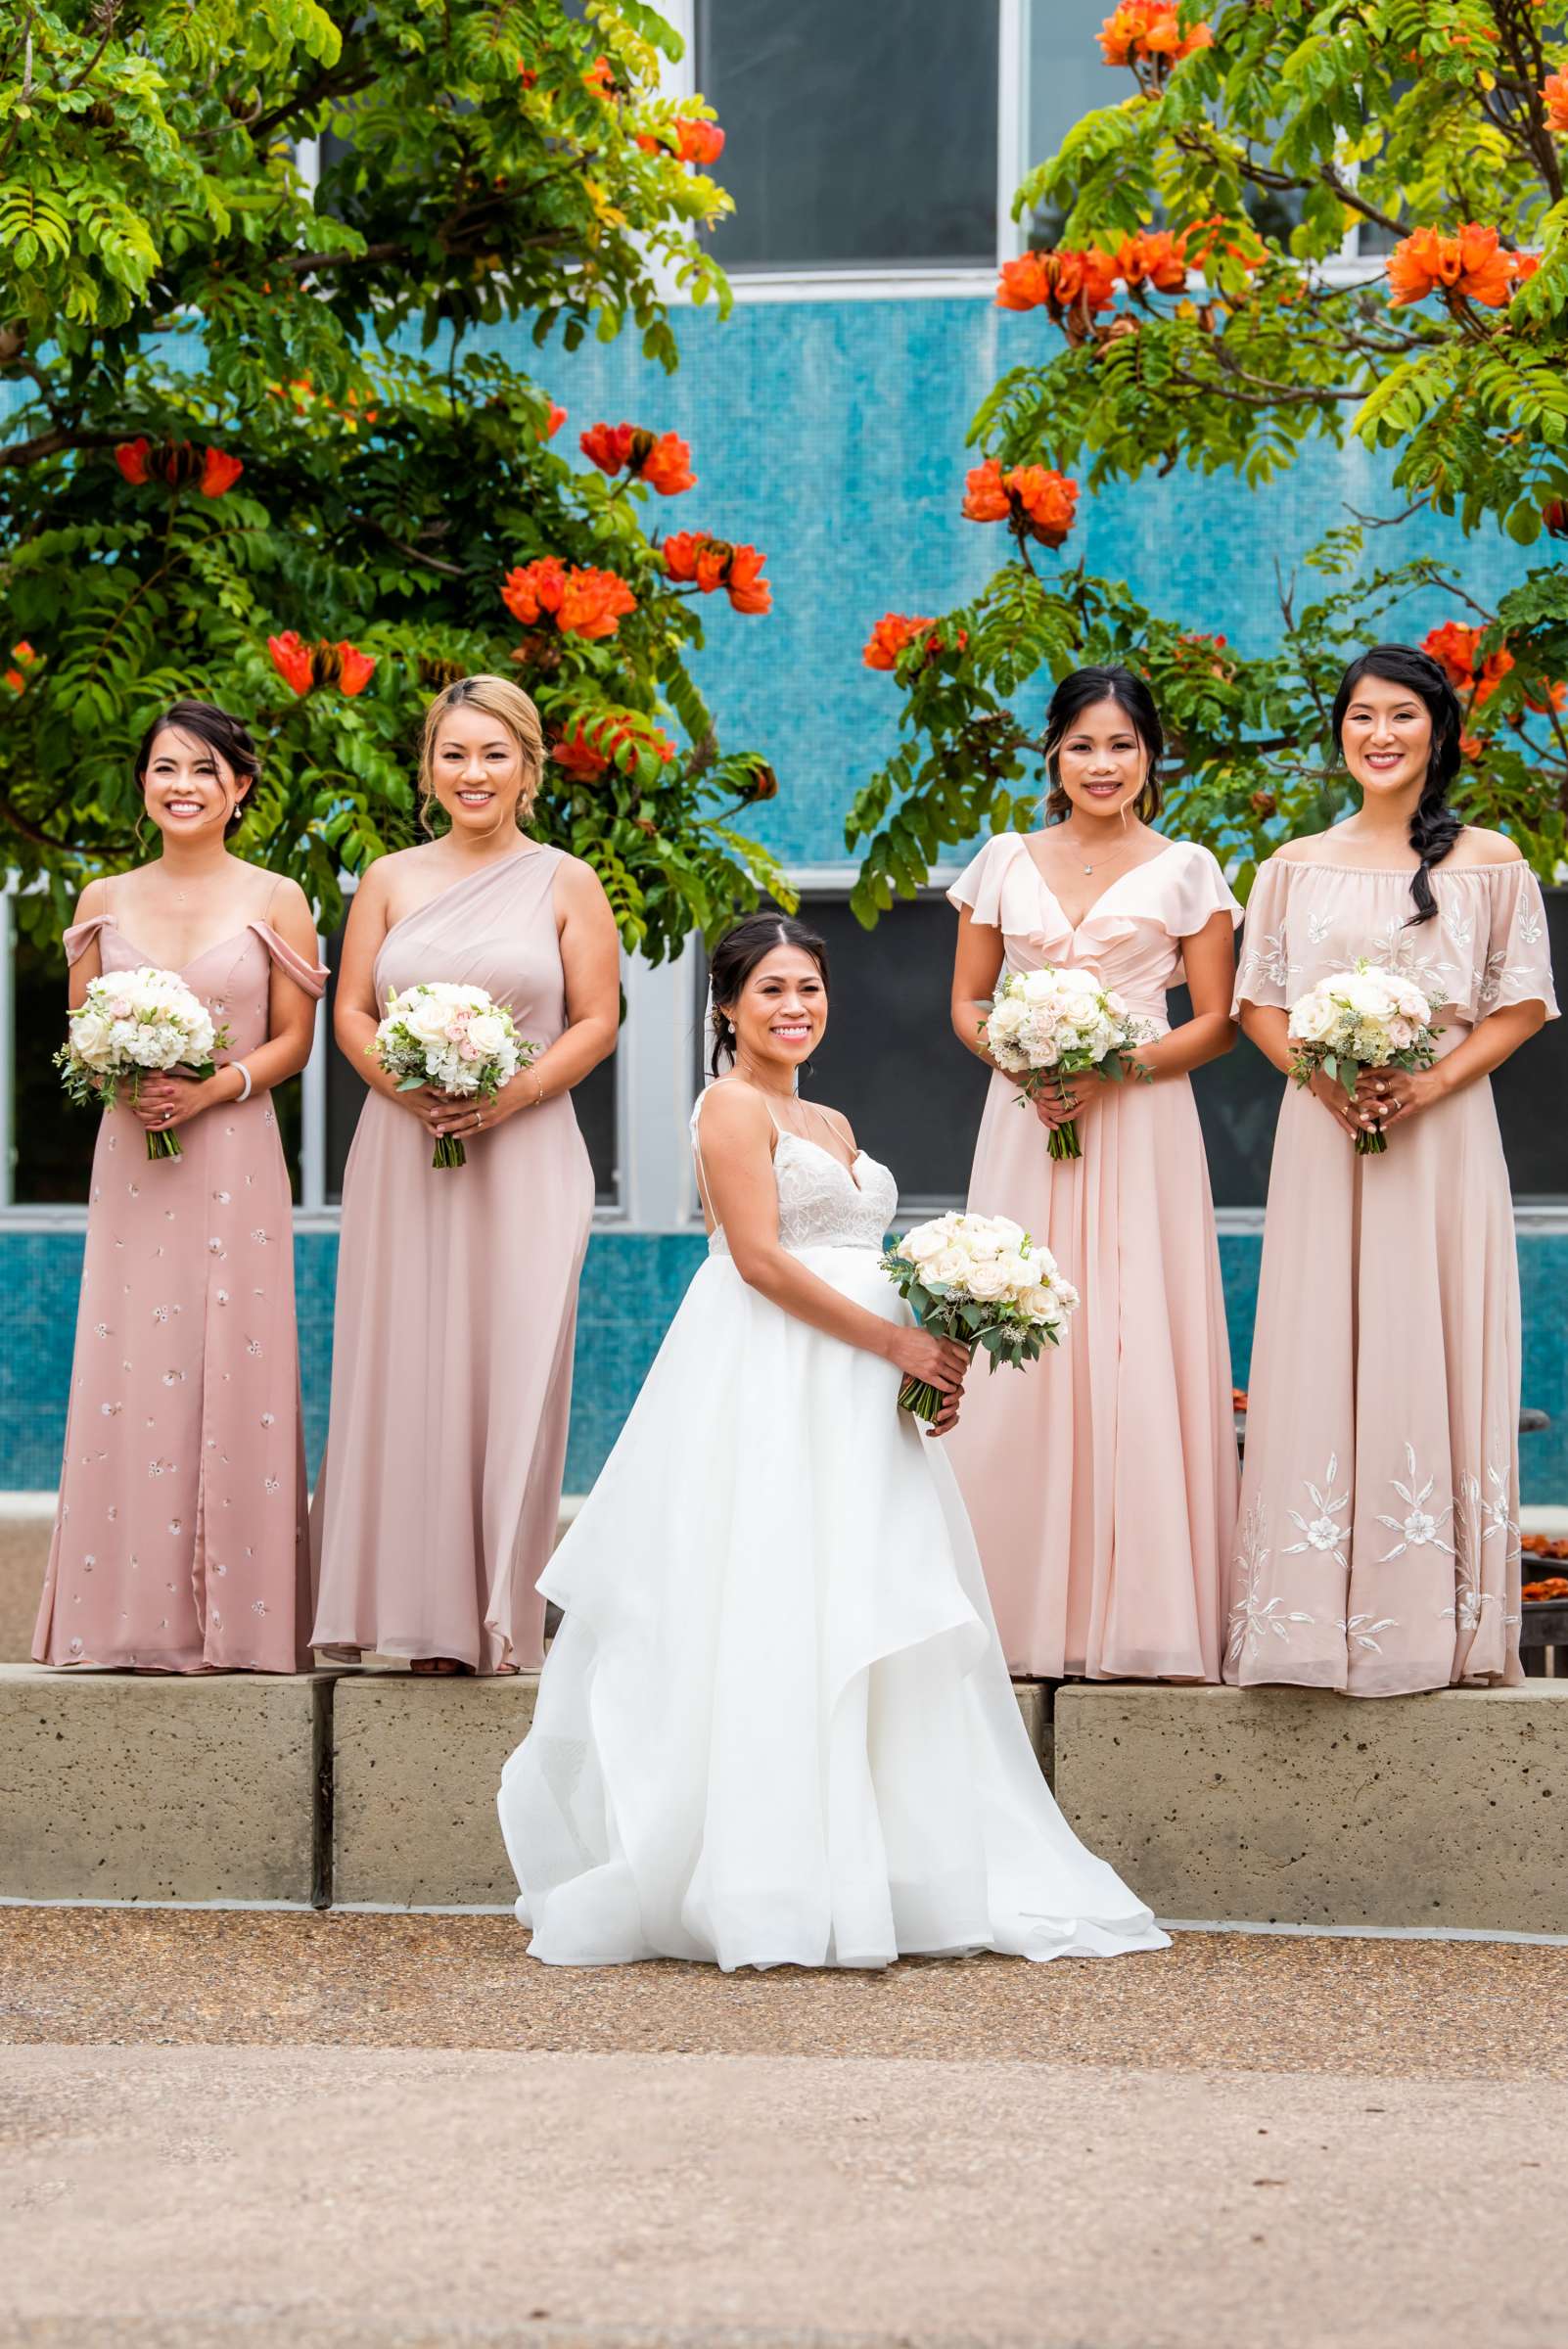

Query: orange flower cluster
left=540, top=400, right=567, bottom=440
left=1386, top=224, right=1524, bottom=309
left=1114, top=230, right=1189, bottom=294
left=662, top=532, right=772, bottom=614
left=552, top=713, right=676, bottom=783
left=861, top=614, right=967, bottom=670
left=583, top=55, right=619, bottom=101
left=502, top=559, right=637, bottom=640
left=1424, top=622, right=1514, bottom=705
left=962, top=460, right=1079, bottom=548
left=995, top=247, right=1117, bottom=319
left=4, top=639, right=39, bottom=695
left=636, top=117, right=725, bottom=165
left=267, top=632, right=377, bottom=698
left=269, top=376, right=379, bottom=430
left=579, top=422, right=696, bottom=495
left=115, top=439, right=244, bottom=497
left=1545, top=72, right=1568, bottom=134
left=1098, top=2, right=1213, bottom=68
left=1172, top=629, right=1234, bottom=680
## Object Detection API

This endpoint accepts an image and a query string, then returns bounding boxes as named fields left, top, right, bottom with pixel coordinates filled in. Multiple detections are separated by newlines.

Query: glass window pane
left=321, top=917, right=619, bottom=1207
left=696, top=0, right=998, bottom=270
left=1026, top=0, right=1115, bottom=244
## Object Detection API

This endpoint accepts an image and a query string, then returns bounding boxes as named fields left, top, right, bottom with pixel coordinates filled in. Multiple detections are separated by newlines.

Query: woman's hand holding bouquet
left=57, top=967, right=231, bottom=1162
left=370, top=983, right=536, bottom=1168
left=1287, top=962, right=1440, bottom=1155
left=881, top=1212, right=1079, bottom=1423
left=981, top=966, right=1152, bottom=1160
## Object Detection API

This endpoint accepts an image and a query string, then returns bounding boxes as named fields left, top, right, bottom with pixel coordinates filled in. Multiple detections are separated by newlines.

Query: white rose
left=995, top=1251, right=1034, bottom=1292
left=963, top=1260, right=1010, bottom=1301
left=1019, top=1282, right=1059, bottom=1323
left=905, top=1223, right=948, bottom=1264
left=925, top=1247, right=969, bottom=1286
left=466, top=1014, right=505, bottom=1057
left=1289, top=992, right=1336, bottom=1045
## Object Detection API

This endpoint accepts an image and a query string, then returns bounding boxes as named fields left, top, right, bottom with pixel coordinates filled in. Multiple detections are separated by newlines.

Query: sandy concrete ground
left=2, top=1914, right=1563, bottom=2348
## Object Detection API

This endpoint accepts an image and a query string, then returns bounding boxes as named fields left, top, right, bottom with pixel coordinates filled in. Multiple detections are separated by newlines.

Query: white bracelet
left=231, top=1062, right=253, bottom=1105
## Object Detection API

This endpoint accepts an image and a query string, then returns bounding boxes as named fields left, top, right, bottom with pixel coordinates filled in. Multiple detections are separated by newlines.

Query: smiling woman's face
left=1052, top=697, right=1149, bottom=821
left=1339, top=672, right=1434, bottom=805
left=723, top=944, right=829, bottom=1075
left=140, top=726, right=245, bottom=844
left=428, top=705, right=530, bottom=835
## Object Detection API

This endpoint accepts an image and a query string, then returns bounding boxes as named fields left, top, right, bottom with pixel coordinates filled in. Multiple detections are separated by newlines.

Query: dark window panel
left=695, top=0, right=998, bottom=270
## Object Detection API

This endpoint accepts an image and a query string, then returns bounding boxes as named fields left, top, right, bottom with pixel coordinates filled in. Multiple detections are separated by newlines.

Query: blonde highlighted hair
left=418, top=674, right=545, bottom=834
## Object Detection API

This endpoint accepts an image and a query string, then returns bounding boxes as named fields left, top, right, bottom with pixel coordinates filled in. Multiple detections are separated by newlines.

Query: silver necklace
left=1062, top=831, right=1134, bottom=877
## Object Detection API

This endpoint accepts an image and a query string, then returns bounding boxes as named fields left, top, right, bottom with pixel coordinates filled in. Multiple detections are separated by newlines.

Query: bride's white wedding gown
left=496, top=1103, right=1170, bottom=1970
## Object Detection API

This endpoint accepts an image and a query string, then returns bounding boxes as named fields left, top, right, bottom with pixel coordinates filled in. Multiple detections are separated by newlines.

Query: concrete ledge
left=1052, top=1682, right=1568, bottom=1935
left=0, top=1664, right=329, bottom=1905
left=0, top=1502, right=51, bottom=1665
left=331, top=1672, right=539, bottom=1908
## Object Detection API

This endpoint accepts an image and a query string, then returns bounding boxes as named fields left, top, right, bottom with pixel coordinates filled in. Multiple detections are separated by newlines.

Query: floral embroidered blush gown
left=34, top=912, right=326, bottom=1672
left=1227, top=855, right=1557, bottom=1696
left=310, top=849, right=593, bottom=1673
left=944, top=834, right=1241, bottom=1681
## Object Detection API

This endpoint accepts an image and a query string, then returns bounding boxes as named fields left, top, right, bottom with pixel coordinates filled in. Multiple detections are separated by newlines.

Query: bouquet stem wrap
left=881, top=1213, right=1079, bottom=1424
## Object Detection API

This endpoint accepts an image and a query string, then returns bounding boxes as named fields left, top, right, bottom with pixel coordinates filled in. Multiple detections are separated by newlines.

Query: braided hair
left=1330, top=644, right=1463, bottom=926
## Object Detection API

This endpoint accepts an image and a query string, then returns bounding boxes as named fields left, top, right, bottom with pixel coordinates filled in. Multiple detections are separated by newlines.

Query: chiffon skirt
left=498, top=1246, right=1170, bottom=1971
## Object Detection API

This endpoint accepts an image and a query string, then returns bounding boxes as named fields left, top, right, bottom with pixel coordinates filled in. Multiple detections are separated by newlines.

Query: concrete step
left=0, top=1664, right=330, bottom=1906
left=1053, top=1681, right=1568, bottom=1935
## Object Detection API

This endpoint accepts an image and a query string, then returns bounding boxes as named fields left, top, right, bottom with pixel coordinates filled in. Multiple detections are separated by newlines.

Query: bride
left=497, top=914, right=1169, bottom=1970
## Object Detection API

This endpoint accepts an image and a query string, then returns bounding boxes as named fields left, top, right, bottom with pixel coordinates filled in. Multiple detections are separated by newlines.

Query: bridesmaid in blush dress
left=35, top=702, right=325, bottom=1672
left=310, top=675, right=620, bottom=1675
left=1227, top=643, right=1556, bottom=1696
left=945, top=667, right=1241, bottom=1682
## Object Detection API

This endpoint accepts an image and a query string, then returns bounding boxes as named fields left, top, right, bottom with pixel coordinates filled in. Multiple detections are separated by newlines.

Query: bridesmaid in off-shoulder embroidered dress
left=34, top=703, right=326, bottom=1674
left=946, top=668, right=1241, bottom=1682
left=1229, top=645, right=1557, bottom=1697
left=310, top=676, right=620, bottom=1677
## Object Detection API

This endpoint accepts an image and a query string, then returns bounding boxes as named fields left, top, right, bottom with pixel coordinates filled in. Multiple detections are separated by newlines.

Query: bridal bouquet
left=881, top=1212, right=1079, bottom=1422
left=981, top=966, right=1153, bottom=1161
left=371, top=982, right=534, bottom=1168
left=56, top=966, right=229, bottom=1162
left=1287, top=961, right=1440, bottom=1156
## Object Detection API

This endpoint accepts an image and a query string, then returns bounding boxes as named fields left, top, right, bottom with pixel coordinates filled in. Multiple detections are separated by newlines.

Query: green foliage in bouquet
left=850, top=0, right=1568, bottom=924
left=0, top=0, right=789, bottom=955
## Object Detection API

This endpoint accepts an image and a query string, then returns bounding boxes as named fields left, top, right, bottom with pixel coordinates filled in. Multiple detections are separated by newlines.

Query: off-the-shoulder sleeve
left=1167, top=844, right=1243, bottom=939
left=1478, top=863, right=1558, bottom=1021
left=1231, top=857, right=1293, bottom=1015
left=946, top=833, right=1023, bottom=928
left=63, top=915, right=113, bottom=966
left=248, top=921, right=328, bottom=999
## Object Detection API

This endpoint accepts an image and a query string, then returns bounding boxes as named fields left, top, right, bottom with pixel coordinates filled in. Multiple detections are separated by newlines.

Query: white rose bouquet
left=1287, top=960, right=1440, bottom=1156
left=981, top=965, right=1153, bottom=1162
left=56, top=966, right=230, bottom=1162
left=881, top=1211, right=1079, bottom=1422
left=370, top=982, right=535, bottom=1169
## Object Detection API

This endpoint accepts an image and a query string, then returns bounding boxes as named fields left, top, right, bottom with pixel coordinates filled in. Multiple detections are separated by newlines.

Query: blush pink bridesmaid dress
left=34, top=904, right=327, bottom=1672
left=1227, top=852, right=1557, bottom=1696
left=944, top=833, right=1241, bottom=1681
left=309, top=848, right=594, bottom=1674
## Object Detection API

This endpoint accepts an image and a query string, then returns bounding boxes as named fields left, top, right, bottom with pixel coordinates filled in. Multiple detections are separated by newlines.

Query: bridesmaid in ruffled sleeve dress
left=945, top=668, right=1242, bottom=1682
left=1227, top=643, right=1557, bottom=1697
left=310, top=675, right=620, bottom=1677
left=34, top=702, right=326, bottom=1673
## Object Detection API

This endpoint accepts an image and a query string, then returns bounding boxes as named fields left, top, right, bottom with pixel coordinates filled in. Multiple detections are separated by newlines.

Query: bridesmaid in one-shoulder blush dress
left=35, top=702, right=325, bottom=1673
left=945, top=668, right=1241, bottom=1681
left=310, top=676, right=620, bottom=1675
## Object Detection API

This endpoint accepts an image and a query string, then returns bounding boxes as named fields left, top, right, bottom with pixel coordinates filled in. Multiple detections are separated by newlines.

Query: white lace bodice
left=691, top=1097, right=898, bottom=1256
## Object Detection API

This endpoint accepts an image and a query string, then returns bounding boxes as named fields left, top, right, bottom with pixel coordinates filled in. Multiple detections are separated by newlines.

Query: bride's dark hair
left=1329, top=643, right=1463, bottom=927
left=709, top=913, right=830, bottom=1078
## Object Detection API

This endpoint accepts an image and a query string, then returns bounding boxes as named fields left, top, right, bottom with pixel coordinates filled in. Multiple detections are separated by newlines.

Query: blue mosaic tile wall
left=5, top=1228, right=1564, bottom=1501
left=509, top=297, right=1542, bottom=866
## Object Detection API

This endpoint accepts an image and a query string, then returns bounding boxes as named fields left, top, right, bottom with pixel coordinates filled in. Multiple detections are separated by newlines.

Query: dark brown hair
left=133, top=701, right=260, bottom=840
left=708, top=914, right=830, bottom=1078
left=1330, top=644, right=1463, bottom=926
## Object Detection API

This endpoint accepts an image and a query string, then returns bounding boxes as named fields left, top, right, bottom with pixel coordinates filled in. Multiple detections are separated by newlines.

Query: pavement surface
left=2, top=1912, right=1563, bottom=2349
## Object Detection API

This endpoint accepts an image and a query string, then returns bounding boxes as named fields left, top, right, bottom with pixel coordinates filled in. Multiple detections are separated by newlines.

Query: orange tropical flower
left=1544, top=73, right=1568, bottom=134
left=553, top=724, right=610, bottom=782
left=1422, top=622, right=1515, bottom=705
left=502, top=558, right=636, bottom=640
left=115, top=438, right=152, bottom=485
left=583, top=55, right=618, bottom=101
left=1099, top=2, right=1212, bottom=68
left=267, top=631, right=314, bottom=697
left=963, top=459, right=1078, bottom=547
left=554, top=714, right=675, bottom=780
left=863, top=615, right=936, bottom=669
left=541, top=400, right=567, bottom=439
left=995, top=247, right=1117, bottom=318
left=580, top=421, right=635, bottom=475
left=662, top=532, right=771, bottom=613
left=579, top=422, right=695, bottom=494
left=1114, top=230, right=1188, bottom=294
left=4, top=640, right=39, bottom=695
left=1387, top=223, right=1515, bottom=309
left=199, top=447, right=244, bottom=498
left=1545, top=500, right=1568, bottom=538
left=1510, top=251, right=1542, bottom=293
left=334, top=643, right=377, bottom=696
left=674, top=117, right=725, bottom=165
